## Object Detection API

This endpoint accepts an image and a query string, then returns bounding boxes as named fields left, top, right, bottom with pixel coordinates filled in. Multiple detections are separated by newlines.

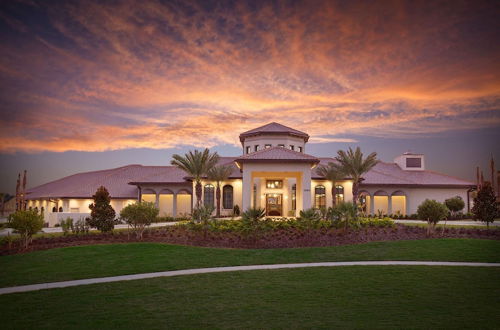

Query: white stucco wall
left=198, top=179, right=242, bottom=216
left=242, top=135, right=306, bottom=154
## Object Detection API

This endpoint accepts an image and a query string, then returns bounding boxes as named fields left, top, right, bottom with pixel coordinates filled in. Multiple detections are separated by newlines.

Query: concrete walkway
left=1, top=261, right=498, bottom=295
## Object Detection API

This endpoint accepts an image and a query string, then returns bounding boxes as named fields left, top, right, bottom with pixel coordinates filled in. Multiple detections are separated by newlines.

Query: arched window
left=222, top=185, right=233, bottom=209
left=335, top=185, right=344, bottom=203
left=315, top=185, right=326, bottom=209
left=203, top=184, right=215, bottom=207
left=52, top=206, right=57, bottom=212
left=291, top=184, right=296, bottom=211
left=59, top=206, right=63, bottom=212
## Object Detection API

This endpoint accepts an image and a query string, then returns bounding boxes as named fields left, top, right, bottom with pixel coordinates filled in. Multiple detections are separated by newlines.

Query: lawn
left=1, top=266, right=499, bottom=329
left=1, top=238, right=499, bottom=287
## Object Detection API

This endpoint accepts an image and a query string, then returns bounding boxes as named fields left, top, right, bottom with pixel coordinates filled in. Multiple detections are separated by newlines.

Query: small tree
left=444, top=196, right=465, bottom=217
left=120, top=202, right=159, bottom=240
left=8, top=210, right=44, bottom=249
left=417, top=199, right=448, bottom=235
left=87, top=186, right=116, bottom=232
left=472, top=182, right=499, bottom=229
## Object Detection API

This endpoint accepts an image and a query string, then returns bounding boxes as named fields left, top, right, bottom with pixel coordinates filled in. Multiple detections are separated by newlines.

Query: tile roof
left=26, top=165, right=187, bottom=199
left=235, top=147, right=320, bottom=164
left=313, top=159, right=474, bottom=187
left=239, top=122, right=309, bottom=142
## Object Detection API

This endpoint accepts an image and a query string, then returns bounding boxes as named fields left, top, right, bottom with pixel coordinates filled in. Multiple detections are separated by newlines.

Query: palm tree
left=315, top=162, right=344, bottom=207
left=171, top=149, right=219, bottom=208
left=207, top=165, right=234, bottom=218
left=335, top=147, right=378, bottom=206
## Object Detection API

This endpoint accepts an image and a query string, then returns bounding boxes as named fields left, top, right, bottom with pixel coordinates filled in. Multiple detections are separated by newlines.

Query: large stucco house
left=26, top=123, right=475, bottom=227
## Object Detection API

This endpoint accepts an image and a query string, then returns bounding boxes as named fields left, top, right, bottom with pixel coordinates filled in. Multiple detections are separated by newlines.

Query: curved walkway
left=1, top=261, right=499, bottom=295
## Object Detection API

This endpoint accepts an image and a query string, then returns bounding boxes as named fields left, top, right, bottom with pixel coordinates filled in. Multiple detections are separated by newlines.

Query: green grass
left=1, top=266, right=499, bottom=329
left=1, top=239, right=499, bottom=287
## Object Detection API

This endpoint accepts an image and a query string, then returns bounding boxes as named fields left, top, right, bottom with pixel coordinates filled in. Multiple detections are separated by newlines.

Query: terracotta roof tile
left=236, top=146, right=319, bottom=163
left=239, top=122, right=309, bottom=142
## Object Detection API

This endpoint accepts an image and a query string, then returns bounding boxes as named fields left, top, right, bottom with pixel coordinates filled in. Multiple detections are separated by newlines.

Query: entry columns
left=388, top=196, right=393, bottom=215
left=242, top=170, right=252, bottom=211
left=301, top=170, right=312, bottom=210
left=173, top=193, right=177, bottom=217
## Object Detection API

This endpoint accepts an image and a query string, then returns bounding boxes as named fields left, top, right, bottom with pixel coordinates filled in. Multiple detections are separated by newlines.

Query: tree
left=8, top=209, right=44, bottom=249
left=171, top=149, right=219, bottom=208
left=472, top=182, right=499, bottom=229
left=0, top=193, right=13, bottom=216
left=120, top=201, right=159, bottom=240
left=207, top=165, right=234, bottom=218
left=444, top=196, right=465, bottom=217
left=335, top=147, right=378, bottom=206
left=87, top=186, right=116, bottom=232
left=417, top=199, right=448, bottom=235
left=315, top=162, right=344, bottom=206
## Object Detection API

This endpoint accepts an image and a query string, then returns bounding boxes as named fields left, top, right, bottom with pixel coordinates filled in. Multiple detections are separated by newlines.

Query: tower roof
left=239, top=122, right=309, bottom=142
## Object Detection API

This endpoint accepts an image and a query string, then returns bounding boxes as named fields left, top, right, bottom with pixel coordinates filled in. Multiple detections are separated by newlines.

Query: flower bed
left=1, top=221, right=499, bottom=255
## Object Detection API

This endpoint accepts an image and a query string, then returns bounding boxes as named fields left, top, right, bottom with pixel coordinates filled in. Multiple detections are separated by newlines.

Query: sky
left=0, top=0, right=499, bottom=194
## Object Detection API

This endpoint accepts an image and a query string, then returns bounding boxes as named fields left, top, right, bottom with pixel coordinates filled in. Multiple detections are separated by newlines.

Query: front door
left=266, top=193, right=282, bottom=216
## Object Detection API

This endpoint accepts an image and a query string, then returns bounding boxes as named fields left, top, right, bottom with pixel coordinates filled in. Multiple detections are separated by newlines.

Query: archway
left=176, top=189, right=192, bottom=218
left=141, top=188, right=156, bottom=205
left=391, top=191, right=407, bottom=216
left=159, top=189, right=174, bottom=217
left=373, top=190, right=389, bottom=215
left=358, top=190, right=371, bottom=215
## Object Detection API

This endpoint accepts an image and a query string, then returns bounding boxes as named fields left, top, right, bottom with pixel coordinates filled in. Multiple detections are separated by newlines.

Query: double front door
left=266, top=193, right=282, bottom=216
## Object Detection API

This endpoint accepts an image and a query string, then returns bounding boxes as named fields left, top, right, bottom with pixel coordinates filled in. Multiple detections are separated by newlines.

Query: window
left=335, top=185, right=344, bottom=203
left=203, top=184, right=215, bottom=207
left=278, top=144, right=285, bottom=147
left=289, top=145, right=295, bottom=151
left=265, top=144, right=271, bottom=149
left=252, top=183, right=257, bottom=207
left=406, top=158, right=422, bottom=168
left=315, top=185, right=326, bottom=209
left=52, top=206, right=57, bottom=212
left=222, top=185, right=233, bottom=209
left=70, top=207, right=79, bottom=213
left=266, top=180, right=283, bottom=189
left=292, top=184, right=296, bottom=210
left=59, top=206, right=63, bottom=212
left=245, top=146, right=250, bottom=154
left=298, top=146, right=303, bottom=153
left=254, top=145, right=259, bottom=151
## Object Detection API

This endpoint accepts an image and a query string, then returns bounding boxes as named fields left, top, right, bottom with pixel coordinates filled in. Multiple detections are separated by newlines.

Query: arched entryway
left=159, top=189, right=174, bottom=217
left=391, top=191, right=407, bottom=216
left=373, top=190, right=389, bottom=215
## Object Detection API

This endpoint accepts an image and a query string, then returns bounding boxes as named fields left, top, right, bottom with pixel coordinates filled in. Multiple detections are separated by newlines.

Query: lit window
left=278, top=144, right=285, bottom=147
left=70, top=207, right=79, bottom=213
left=298, top=146, right=303, bottom=153
left=315, top=185, right=326, bottom=209
left=254, top=145, right=259, bottom=151
left=289, top=145, right=295, bottom=151
left=292, top=184, right=296, bottom=210
left=335, top=185, right=344, bottom=203
left=245, top=146, right=250, bottom=154
left=203, top=184, right=215, bottom=207
left=222, top=185, right=233, bottom=209
left=265, top=144, right=271, bottom=149
left=266, top=180, right=283, bottom=189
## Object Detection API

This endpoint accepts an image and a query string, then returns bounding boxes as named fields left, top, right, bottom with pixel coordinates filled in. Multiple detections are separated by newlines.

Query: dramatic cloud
left=0, top=0, right=499, bottom=153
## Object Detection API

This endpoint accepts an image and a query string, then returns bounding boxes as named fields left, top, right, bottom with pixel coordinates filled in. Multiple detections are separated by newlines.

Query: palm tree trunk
left=352, top=181, right=359, bottom=206
left=216, top=182, right=221, bottom=218
left=195, top=181, right=202, bottom=208
left=331, top=181, right=337, bottom=206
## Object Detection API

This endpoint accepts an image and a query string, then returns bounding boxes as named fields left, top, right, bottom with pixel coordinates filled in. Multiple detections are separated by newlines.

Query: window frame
left=314, top=185, right=326, bottom=209
left=203, top=184, right=215, bottom=207
left=222, top=185, right=234, bottom=209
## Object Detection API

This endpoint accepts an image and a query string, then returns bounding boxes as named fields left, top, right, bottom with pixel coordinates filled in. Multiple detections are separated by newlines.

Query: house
left=25, top=122, right=475, bottom=226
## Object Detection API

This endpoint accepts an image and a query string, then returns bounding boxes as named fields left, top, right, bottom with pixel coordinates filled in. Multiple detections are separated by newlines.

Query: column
left=173, top=193, right=177, bottom=217
left=388, top=196, right=393, bottom=215
left=301, top=170, right=312, bottom=210
left=369, top=194, right=374, bottom=215
left=155, top=192, right=159, bottom=209
left=242, top=170, right=252, bottom=211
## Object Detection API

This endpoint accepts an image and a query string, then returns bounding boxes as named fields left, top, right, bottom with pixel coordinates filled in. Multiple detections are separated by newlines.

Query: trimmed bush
left=87, top=186, right=116, bottom=232
left=417, top=199, right=448, bottom=235
left=120, top=201, right=159, bottom=240
left=8, top=210, right=44, bottom=249
left=472, top=182, right=499, bottom=228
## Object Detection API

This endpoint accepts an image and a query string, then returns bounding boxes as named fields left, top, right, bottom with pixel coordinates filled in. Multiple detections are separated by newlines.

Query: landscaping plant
left=207, top=165, right=233, bottom=218
left=445, top=196, right=465, bottom=218
left=335, top=147, right=377, bottom=206
left=336, top=202, right=359, bottom=231
left=472, top=182, right=499, bottom=229
left=298, top=208, right=322, bottom=232
left=417, top=199, right=448, bottom=235
left=171, top=149, right=219, bottom=208
left=59, top=217, right=74, bottom=235
left=87, top=186, right=116, bottom=232
left=120, top=201, right=159, bottom=240
left=8, top=209, right=44, bottom=249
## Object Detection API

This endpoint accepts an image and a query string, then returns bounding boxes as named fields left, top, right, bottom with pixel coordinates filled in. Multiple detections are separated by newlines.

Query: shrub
left=233, top=204, right=240, bottom=217
left=59, top=217, right=74, bottom=236
left=73, top=218, right=90, bottom=235
left=8, top=210, right=44, bottom=249
left=298, top=208, right=321, bottom=230
left=120, top=201, right=159, bottom=240
left=445, top=196, right=465, bottom=217
left=472, top=182, right=499, bottom=229
left=359, top=217, right=395, bottom=228
left=336, top=202, right=358, bottom=231
left=417, top=199, right=448, bottom=235
left=87, top=186, right=116, bottom=232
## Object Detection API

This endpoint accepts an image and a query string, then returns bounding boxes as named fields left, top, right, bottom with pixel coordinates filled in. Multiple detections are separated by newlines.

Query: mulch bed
left=1, top=224, right=499, bottom=255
